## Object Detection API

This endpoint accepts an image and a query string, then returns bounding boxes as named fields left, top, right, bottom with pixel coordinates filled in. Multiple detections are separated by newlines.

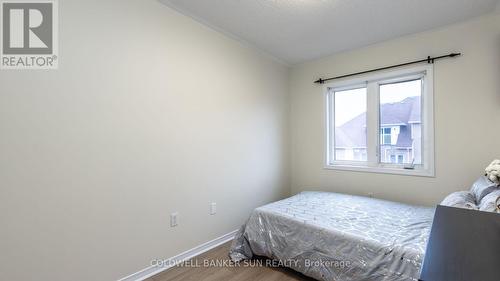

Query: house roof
left=335, top=96, right=420, bottom=148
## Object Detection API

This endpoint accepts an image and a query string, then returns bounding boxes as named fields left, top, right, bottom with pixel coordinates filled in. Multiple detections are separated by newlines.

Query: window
left=398, top=155, right=404, bottom=164
left=325, top=65, right=434, bottom=177
left=380, top=128, right=392, bottom=145
left=379, top=79, right=421, bottom=165
left=332, top=87, right=367, bottom=161
left=390, top=155, right=396, bottom=163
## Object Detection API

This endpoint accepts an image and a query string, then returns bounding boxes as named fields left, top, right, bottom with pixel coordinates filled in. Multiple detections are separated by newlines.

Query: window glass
left=379, top=79, right=422, bottom=164
left=381, top=128, right=392, bottom=145
left=333, top=87, right=367, bottom=161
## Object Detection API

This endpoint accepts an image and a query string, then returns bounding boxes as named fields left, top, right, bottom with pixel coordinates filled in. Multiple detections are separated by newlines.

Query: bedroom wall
left=289, top=12, right=500, bottom=206
left=0, top=1, right=289, bottom=281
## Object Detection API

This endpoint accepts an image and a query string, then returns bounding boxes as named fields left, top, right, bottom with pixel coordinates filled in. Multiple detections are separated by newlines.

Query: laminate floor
left=147, top=242, right=315, bottom=281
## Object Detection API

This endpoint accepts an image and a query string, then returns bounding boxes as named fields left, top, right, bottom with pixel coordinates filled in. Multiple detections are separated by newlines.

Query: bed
left=229, top=191, right=435, bottom=281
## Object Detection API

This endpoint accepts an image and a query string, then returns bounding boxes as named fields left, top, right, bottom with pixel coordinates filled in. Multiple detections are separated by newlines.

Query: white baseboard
left=118, top=229, right=238, bottom=281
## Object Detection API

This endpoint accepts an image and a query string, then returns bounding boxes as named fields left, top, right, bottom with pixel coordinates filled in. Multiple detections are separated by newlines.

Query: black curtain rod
left=314, top=53, right=461, bottom=84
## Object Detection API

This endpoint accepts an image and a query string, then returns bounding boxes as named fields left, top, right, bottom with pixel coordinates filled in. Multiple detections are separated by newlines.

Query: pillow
left=470, top=176, right=498, bottom=202
left=478, top=190, right=500, bottom=213
left=440, top=191, right=478, bottom=210
left=485, top=159, right=500, bottom=185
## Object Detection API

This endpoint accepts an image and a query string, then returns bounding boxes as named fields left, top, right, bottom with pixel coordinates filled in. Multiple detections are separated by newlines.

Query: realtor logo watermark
left=1, top=0, right=58, bottom=69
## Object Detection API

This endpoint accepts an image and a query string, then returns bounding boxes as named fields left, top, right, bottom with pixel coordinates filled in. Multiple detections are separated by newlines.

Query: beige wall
left=289, top=12, right=500, bottom=206
left=0, top=1, right=289, bottom=280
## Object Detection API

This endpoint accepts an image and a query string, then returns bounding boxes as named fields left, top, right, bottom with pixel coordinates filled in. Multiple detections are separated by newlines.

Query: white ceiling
left=159, top=0, right=500, bottom=65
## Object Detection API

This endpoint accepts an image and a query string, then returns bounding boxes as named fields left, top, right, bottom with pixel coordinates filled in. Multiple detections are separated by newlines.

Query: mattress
left=229, top=191, right=435, bottom=281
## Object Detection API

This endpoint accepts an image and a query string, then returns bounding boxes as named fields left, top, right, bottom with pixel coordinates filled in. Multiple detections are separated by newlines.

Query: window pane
left=379, top=79, right=422, bottom=164
left=398, top=155, right=404, bottom=163
left=334, top=87, right=367, bottom=161
left=384, top=135, right=391, bottom=144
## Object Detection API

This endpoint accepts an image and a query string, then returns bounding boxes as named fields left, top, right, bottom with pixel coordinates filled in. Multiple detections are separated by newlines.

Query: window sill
left=324, top=164, right=435, bottom=177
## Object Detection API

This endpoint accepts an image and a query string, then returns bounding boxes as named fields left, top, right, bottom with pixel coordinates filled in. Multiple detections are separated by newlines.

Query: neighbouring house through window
left=325, top=64, right=434, bottom=176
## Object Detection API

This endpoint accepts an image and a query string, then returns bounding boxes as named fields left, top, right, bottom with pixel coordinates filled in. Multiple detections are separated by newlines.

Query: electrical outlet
left=210, top=202, right=216, bottom=215
left=170, top=212, right=179, bottom=227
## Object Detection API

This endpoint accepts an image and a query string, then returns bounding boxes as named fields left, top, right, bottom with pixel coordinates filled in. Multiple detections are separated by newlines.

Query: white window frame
left=324, top=64, right=435, bottom=177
